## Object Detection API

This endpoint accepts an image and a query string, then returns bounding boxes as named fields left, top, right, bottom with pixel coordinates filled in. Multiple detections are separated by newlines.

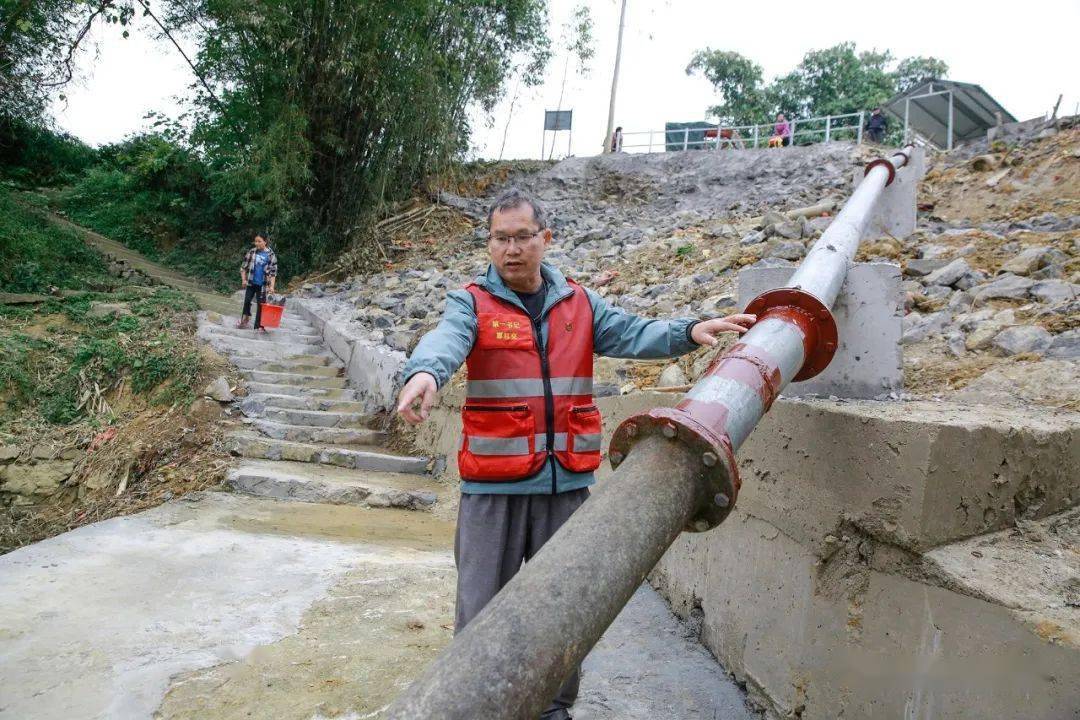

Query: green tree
left=767, top=43, right=895, bottom=118
left=0, top=0, right=135, bottom=121
left=688, top=42, right=949, bottom=131
left=166, top=0, right=552, bottom=271
left=685, top=49, right=767, bottom=126
left=892, top=56, right=949, bottom=93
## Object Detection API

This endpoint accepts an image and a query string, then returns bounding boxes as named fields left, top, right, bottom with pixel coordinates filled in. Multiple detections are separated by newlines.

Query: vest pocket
left=561, top=403, right=603, bottom=472
left=459, top=403, right=542, bottom=481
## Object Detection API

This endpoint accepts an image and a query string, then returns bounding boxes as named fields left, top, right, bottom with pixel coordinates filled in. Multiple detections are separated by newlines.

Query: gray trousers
left=455, top=488, right=590, bottom=719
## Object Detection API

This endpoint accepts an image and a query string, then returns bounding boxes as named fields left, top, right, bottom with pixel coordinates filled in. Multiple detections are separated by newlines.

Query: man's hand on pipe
left=397, top=372, right=438, bottom=424
left=691, top=314, right=757, bottom=347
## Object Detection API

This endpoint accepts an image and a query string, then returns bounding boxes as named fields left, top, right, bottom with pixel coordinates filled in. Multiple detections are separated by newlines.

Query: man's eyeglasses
left=489, top=230, right=541, bottom=245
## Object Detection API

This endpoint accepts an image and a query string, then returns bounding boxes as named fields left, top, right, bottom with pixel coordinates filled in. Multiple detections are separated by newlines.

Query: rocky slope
left=297, top=117, right=1079, bottom=412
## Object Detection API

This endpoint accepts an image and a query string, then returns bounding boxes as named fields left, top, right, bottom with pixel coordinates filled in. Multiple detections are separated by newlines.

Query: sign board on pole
left=544, top=110, right=573, bottom=132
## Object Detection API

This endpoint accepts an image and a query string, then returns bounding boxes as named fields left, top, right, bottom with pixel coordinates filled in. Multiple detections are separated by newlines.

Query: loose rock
left=990, top=325, right=1052, bottom=356
left=204, top=377, right=234, bottom=403
left=656, top=364, right=689, bottom=388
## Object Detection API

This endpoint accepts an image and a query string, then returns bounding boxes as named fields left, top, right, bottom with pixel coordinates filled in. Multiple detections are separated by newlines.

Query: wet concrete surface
left=0, top=490, right=752, bottom=719
left=577, top=585, right=758, bottom=720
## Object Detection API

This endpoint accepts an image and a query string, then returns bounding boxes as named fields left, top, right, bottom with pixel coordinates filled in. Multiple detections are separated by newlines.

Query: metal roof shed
left=884, top=79, right=1016, bottom=150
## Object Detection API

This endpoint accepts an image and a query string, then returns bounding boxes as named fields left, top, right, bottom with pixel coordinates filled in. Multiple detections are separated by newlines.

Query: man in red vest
left=397, top=188, right=755, bottom=719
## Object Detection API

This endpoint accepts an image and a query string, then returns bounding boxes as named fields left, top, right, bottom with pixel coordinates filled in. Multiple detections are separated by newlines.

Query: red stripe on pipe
left=708, top=343, right=784, bottom=410
left=674, top=397, right=730, bottom=433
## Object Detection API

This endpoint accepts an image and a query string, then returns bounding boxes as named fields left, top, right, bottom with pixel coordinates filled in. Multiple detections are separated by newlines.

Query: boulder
left=1047, top=329, right=1080, bottom=359
left=657, top=364, right=689, bottom=388
left=0, top=446, right=19, bottom=462
left=903, top=258, right=948, bottom=277
left=805, top=216, right=832, bottom=235
left=902, top=310, right=952, bottom=344
left=999, top=246, right=1053, bottom=276
left=965, top=321, right=1005, bottom=351
left=204, top=376, right=234, bottom=402
left=87, top=302, right=132, bottom=319
left=767, top=241, right=806, bottom=261
left=973, top=274, right=1034, bottom=305
left=740, top=231, right=766, bottom=246
left=1030, top=280, right=1079, bottom=305
left=771, top=221, right=803, bottom=240
left=923, top=258, right=971, bottom=288
left=0, top=461, right=76, bottom=498
left=990, top=325, right=1052, bottom=356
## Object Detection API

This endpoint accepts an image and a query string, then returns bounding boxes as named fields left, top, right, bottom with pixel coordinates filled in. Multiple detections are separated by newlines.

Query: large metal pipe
left=383, top=145, right=916, bottom=720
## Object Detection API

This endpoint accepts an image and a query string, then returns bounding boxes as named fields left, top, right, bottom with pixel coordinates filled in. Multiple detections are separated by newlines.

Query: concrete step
left=197, top=327, right=323, bottom=360
left=247, top=418, right=386, bottom=446
left=240, top=369, right=348, bottom=389
left=215, top=313, right=317, bottom=333
left=230, top=356, right=344, bottom=376
left=201, top=323, right=322, bottom=344
left=200, top=310, right=316, bottom=333
left=226, top=459, right=439, bottom=510
left=257, top=407, right=373, bottom=428
left=225, top=349, right=337, bottom=367
left=241, top=393, right=369, bottom=414
left=243, top=382, right=358, bottom=400
left=226, top=432, right=429, bottom=475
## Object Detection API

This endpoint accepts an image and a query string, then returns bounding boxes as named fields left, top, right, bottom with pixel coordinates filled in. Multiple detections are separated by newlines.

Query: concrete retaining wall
left=293, top=298, right=405, bottom=413
left=416, top=387, right=1080, bottom=718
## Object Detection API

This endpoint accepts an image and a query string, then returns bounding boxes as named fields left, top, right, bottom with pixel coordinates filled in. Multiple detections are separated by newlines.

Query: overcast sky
left=53, top=0, right=1080, bottom=159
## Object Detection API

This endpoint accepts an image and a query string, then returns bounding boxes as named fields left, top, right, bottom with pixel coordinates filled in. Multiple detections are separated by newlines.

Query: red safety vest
left=459, top=280, right=602, bottom=482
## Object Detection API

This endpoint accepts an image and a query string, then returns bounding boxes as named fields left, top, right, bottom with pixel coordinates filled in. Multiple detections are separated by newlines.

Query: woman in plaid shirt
left=237, top=234, right=278, bottom=331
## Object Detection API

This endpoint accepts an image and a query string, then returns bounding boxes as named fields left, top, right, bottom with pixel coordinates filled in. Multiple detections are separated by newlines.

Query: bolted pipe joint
left=744, top=287, right=838, bottom=381
left=609, top=406, right=739, bottom=532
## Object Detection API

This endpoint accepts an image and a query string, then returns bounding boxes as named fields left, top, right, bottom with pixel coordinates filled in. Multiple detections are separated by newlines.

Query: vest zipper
left=532, top=316, right=557, bottom=494
left=534, top=287, right=575, bottom=495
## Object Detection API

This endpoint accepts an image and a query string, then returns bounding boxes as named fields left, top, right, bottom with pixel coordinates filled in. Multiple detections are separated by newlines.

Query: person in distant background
left=610, top=126, right=624, bottom=153
left=865, top=107, right=888, bottom=143
left=771, top=112, right=792, bottom=147
left=237, top=233, right=277, bottom=331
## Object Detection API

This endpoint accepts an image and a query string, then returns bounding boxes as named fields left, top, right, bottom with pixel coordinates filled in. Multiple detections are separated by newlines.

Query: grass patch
left=57, top=168, right=241, bottom=293
left=1, top=287, right=203, bottom=430
left=0, top=186, right=112, bottom=293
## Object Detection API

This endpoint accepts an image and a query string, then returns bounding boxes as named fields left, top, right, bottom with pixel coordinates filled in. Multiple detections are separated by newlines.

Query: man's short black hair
left=487, top=188, right=548, bottom=230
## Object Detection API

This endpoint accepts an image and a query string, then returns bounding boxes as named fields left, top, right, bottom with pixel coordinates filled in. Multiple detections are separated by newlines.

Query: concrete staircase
left=198, top=311, right=440, bottom=511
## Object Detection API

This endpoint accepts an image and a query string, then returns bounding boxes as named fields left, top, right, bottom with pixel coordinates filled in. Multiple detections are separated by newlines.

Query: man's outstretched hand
left=397, top=372, right=438, bottom=424
left=691, top=313, right=757, bottom=347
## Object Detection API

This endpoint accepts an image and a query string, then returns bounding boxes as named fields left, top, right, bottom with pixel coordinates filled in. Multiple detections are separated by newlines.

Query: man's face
left=488, top=203, right=551, bottom=290
left=254, top=236, right=267, bottom=250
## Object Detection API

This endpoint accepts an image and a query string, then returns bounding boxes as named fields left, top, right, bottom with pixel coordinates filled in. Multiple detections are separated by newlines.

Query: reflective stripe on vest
left=459, top=279, right=603, bottom=481
left=459, top=432, right=603, bottom=456
left=465, top=376, right=593, bottom=398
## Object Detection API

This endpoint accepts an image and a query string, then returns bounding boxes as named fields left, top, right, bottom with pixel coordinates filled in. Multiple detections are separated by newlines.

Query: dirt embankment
left=1, top=289, right=239, bottom=553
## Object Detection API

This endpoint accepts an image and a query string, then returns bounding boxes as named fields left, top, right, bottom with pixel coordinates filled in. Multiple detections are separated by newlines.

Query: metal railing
left=618, top=111, right=867, bottom=153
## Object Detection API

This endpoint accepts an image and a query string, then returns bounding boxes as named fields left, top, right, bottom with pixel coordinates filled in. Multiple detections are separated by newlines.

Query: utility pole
left=602, top=0, right=628, bottom=154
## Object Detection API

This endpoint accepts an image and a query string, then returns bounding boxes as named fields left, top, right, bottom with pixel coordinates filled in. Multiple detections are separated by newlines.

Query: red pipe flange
left=744, top=287, right=838, bottom=381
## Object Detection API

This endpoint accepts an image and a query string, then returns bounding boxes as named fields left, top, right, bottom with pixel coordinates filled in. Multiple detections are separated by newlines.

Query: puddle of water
left=222, top=502, right=455, bottom=553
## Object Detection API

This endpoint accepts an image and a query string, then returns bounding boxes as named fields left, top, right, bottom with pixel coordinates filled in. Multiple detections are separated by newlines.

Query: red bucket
left=259, top=303, right=284, bottom=328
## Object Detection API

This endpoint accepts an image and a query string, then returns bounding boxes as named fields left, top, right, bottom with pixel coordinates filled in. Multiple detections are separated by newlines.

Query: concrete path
left=0, top=492, right=755, bottom=720
left=0, top=492, right=457, bottom=720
